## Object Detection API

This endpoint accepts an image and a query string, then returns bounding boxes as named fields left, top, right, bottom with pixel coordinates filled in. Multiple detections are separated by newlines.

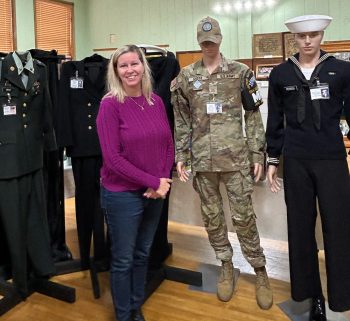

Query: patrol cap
left=197, top=16, right=222, bottom=44
left=285, top=15, right=332, bottom=33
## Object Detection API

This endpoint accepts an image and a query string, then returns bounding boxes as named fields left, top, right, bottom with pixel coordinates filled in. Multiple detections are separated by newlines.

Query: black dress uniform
left=0, top=51, right=57, bottom=297
left=57, top=54, right=109, bottom=268
left=147, top=52, right=179, bottom=269
left=266, top=51, right=350, bottom=312
left=148, top=51, right=180, bottom=133
left=30, top=49, right=72, bottom=262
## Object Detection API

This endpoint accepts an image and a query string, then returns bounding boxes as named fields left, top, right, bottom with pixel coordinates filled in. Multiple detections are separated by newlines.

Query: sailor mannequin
left=266, top=15, right=350, bottom=320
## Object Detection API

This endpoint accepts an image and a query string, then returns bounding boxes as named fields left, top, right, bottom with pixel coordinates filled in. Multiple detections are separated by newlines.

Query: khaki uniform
left=171, top=56, right=266, bottom=266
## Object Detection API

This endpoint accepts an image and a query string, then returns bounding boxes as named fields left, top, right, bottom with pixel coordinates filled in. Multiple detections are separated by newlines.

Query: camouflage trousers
left=193, top=169, right=266, bottom=268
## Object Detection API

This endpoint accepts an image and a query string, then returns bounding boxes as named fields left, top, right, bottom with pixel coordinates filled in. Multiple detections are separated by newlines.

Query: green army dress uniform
left=0, top=52, right=56, bottom=297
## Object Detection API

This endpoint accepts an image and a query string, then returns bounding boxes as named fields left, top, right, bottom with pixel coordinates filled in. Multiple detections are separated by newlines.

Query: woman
left=97, top=45, right=174, bottom=321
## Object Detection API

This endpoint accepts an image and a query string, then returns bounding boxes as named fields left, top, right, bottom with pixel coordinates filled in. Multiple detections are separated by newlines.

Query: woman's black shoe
left=309, top=297, right=327, bottom=321
left=131, top=309, right=146, bottom=321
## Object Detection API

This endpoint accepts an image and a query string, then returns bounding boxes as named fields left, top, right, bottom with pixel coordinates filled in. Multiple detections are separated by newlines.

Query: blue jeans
left=101, top=187, right=164, bottom=321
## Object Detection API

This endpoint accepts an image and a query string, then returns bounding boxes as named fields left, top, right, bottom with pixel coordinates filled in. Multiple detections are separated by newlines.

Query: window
left=0, top=0, right=15, bottom=52
left=34, top=0, right=74, bottom=58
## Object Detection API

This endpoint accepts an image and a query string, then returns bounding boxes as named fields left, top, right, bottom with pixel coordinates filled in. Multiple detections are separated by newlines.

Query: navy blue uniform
left=266, top=51, right=350, bottom=312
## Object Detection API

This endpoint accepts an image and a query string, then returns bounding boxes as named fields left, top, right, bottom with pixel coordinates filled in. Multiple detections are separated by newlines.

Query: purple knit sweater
left=96, top=93, right=174, bottom=192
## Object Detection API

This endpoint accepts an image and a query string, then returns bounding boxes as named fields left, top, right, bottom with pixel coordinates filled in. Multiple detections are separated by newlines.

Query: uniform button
left=87, top=102, right=92, bottom=106
left=24, top=93, right=28, bottom=96
left=24, top=124, right=28, bottom=128
left=88, top=114, right=92, bottom=118
left=88, top=126, right=92, bottom=130
left=23, top=113, right=26, bottom=118
left=23, top=103, right=27, bottom=107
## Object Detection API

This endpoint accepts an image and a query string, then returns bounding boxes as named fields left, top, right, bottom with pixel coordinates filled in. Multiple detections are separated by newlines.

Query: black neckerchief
left=289, top=51, right=333, bottom=130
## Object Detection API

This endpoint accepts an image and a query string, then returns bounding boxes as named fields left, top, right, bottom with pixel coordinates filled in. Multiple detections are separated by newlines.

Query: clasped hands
left=143, top=178, right=173, bottom=199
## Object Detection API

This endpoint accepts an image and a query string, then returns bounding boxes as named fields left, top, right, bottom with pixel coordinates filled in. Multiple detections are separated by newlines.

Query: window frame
left=0, top=0, right=17, bottom=52
left=33, top=0, right=75, bottom=59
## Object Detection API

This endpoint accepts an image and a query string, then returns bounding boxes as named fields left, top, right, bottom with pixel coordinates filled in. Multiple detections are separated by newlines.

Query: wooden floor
left=1, top=198, right=350, bottom=321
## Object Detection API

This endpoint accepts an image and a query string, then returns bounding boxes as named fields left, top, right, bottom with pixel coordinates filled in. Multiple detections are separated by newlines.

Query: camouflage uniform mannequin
left=171, top=16, right=273, bottom=309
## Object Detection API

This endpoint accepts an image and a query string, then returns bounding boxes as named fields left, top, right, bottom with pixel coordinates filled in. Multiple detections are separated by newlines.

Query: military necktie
left=21, top=69, right=29, bottom=89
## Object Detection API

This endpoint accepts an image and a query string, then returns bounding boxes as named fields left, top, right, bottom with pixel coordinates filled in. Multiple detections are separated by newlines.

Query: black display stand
left=53, top=249, right=203, bottom=301
left=55, top=257, right=108, bottom=299
left=0, top=277, right=76, bottom=316
left=145, top=243, right=203, bottom=300
left=147, top=264, right=203, bottom=297
left=145, top=177, right=203, bottom=298
left=163, top=264, right=203, bottom=286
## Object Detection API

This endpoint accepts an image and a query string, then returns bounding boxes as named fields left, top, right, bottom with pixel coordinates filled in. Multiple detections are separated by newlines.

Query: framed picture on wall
left=331, top=51, right=350, bottom=61
left=252, top=33, right=283, bottom=58
left=255, top=64, right=278, bottom=80
left=321, top=41, right=350, bottom=61
left=283, top=32, right=298, bottom=59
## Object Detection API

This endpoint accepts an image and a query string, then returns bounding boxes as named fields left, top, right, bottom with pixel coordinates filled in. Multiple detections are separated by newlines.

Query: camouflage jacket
left=171, top=55, right=265, bottom=173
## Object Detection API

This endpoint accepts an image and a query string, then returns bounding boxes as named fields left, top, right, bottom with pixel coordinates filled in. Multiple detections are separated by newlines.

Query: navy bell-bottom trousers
left=283, top=157, right=350, bottom=312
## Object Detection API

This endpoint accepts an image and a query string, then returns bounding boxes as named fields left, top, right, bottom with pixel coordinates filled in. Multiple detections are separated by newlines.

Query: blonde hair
left=105, top=44, right=153, bottom=104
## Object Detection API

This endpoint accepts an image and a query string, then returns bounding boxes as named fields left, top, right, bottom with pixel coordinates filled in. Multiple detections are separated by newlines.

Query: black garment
left=30, top=49, right=71, bottom=262
left=267, top=51, right=350, bottom=160
left=0, top=221, right=10, bottom=270
left=148, top=174, right=171, bottom=269
left=29, top=49, right=61, bottom=128
left=283, top=158, right=350, bottom=312
left=266, top=51, right=350, bottom=312
left=57, top=54, right=108, bottom=157
left=58, top=54, right=109, bottom=266
left=71, top=156, right=107, bottom=268
left=148, top=51, right=180, bottom=132
left=147, top=53, right=179, bottom=268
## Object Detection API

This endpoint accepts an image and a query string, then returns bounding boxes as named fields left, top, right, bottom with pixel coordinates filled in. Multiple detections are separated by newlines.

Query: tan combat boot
left=217, top=260, right=234, bottom=302
left=255, top=266, right=273, bottom=310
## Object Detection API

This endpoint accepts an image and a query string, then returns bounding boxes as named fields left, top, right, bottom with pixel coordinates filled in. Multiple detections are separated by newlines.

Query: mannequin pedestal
left=55, top=257, right=108, bottom=299
left=0, top=277, right=75, bottom=316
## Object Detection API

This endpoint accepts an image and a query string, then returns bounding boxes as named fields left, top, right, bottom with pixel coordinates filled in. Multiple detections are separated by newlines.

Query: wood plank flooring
left=1, top=198, right=350, bottom=321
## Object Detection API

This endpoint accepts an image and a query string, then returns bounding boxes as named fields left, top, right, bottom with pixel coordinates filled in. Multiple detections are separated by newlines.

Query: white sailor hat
left=285, top=15, right=332, bottom=33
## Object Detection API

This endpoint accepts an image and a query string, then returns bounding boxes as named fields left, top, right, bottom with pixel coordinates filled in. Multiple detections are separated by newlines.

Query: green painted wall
left=86, top=0, right=350, bottom=59
left=13, top=0, right=350, bottom=59
left=15, top=0, right=35, bottom=51
left=73, top=0, right=90, bottom=59
left=14, top=0, right=90, bottom=59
